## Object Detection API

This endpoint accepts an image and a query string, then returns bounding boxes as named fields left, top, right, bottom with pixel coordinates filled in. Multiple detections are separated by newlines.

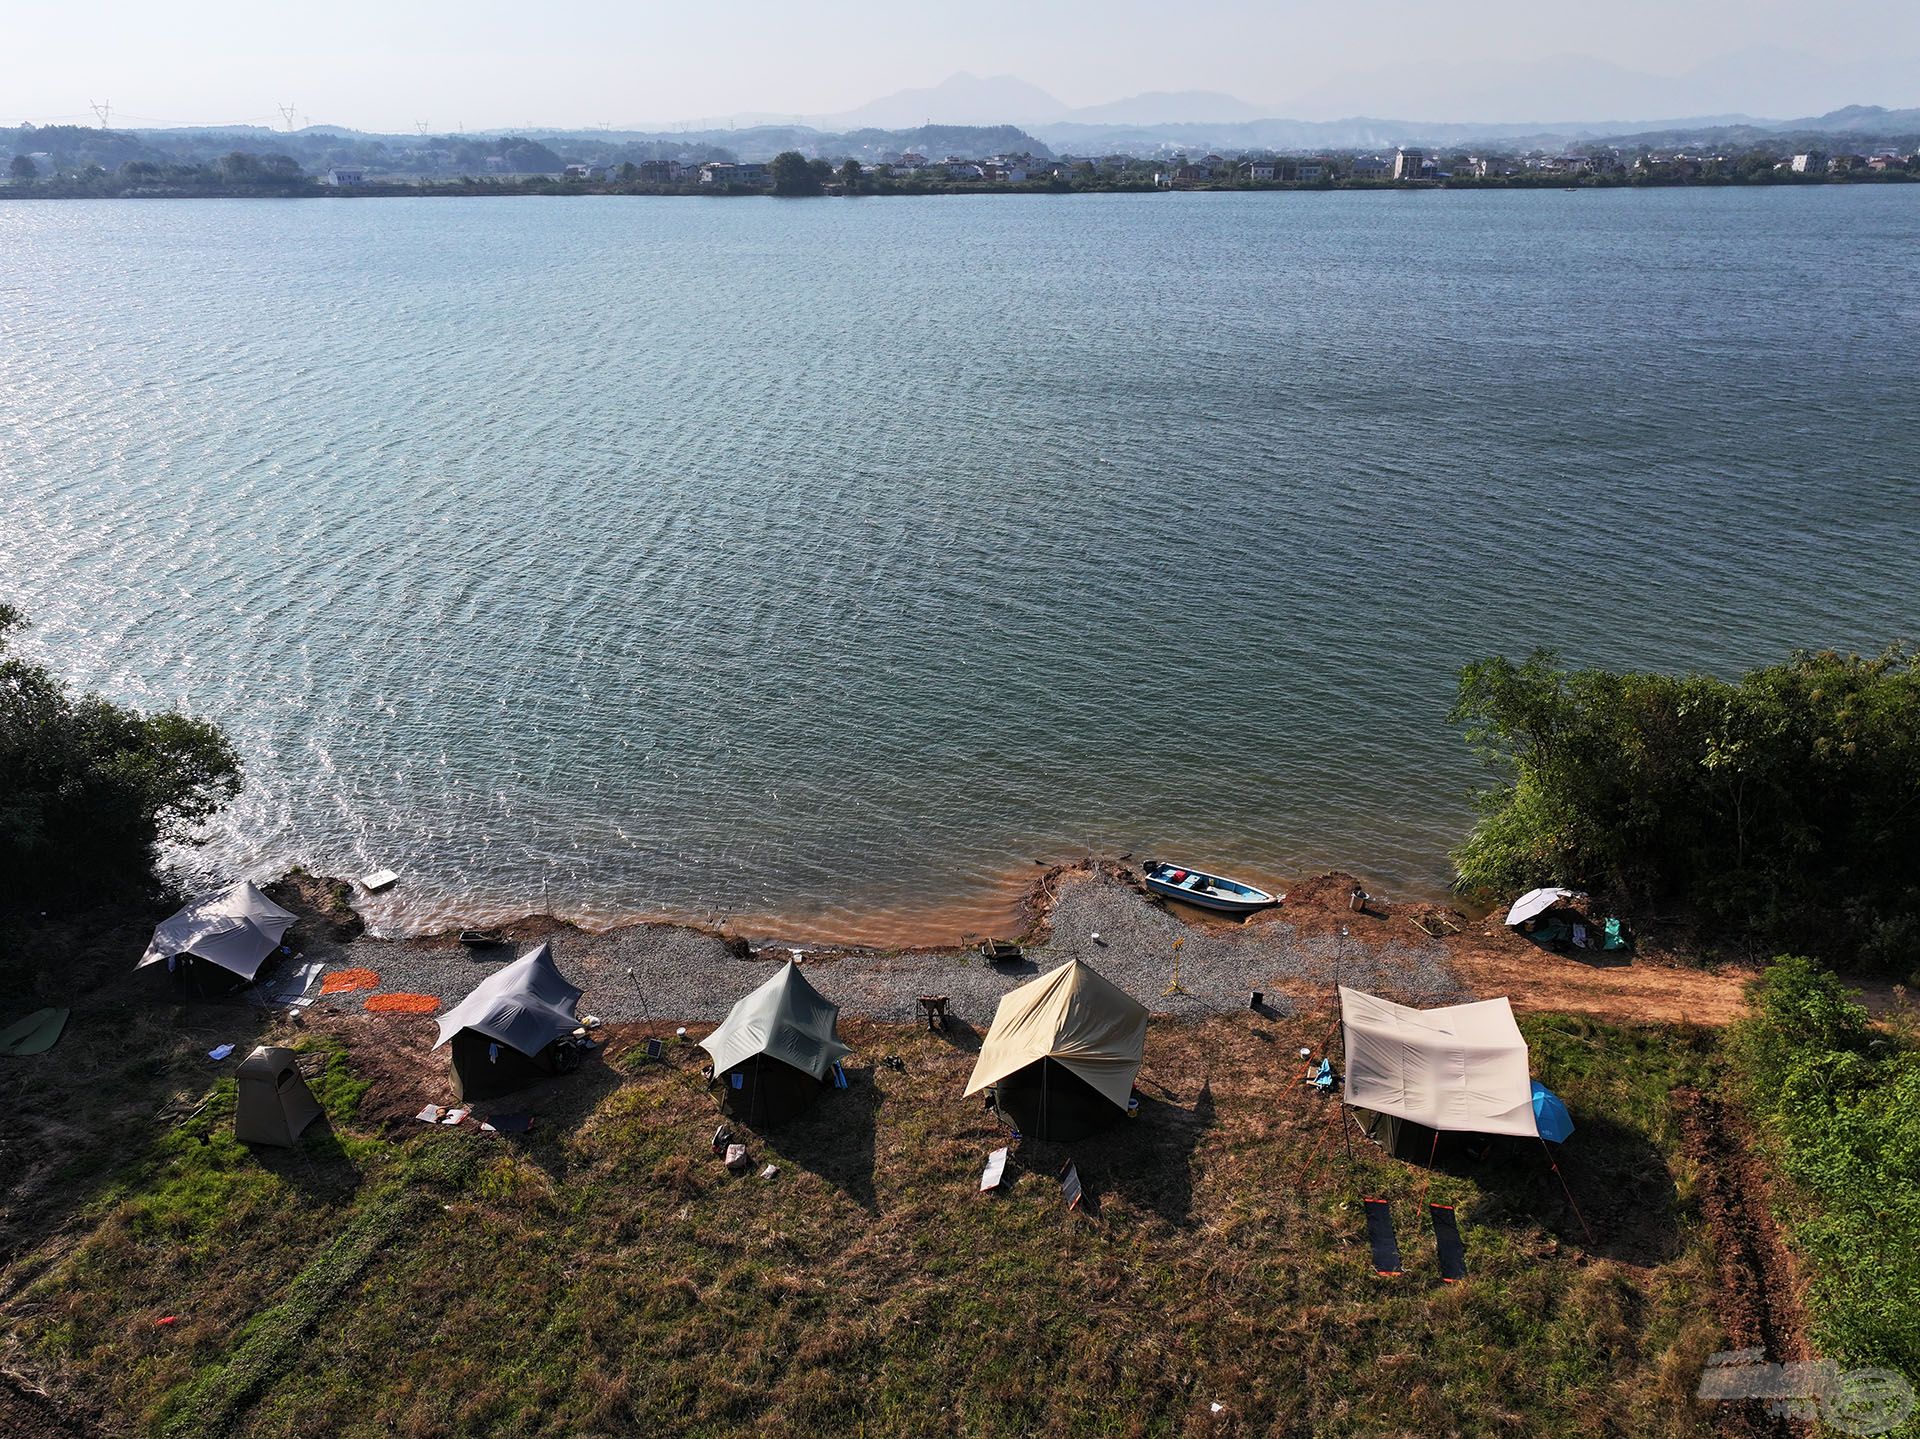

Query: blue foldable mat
left=1363, top=1198, right=1402, bottom=1277
left=1430, top=1203, right=1468, bottom=1282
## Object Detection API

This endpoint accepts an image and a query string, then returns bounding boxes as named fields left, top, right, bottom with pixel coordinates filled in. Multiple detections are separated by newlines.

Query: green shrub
left=1452, top=647, right=1920, bottom=966
left=1731, top=958, right=1920, bottom=1388
left=0, top=602, right=240, bottom=899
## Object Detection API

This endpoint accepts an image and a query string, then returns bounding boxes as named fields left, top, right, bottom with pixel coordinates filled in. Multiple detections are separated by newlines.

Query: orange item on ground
left=321, top=967, right=380, bottom=994
left=365, top=992, right=439, bottom=1014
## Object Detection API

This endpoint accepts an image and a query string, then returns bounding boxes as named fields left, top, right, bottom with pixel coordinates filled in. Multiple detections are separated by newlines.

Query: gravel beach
left=288, top=863, right=1472, bottom=1030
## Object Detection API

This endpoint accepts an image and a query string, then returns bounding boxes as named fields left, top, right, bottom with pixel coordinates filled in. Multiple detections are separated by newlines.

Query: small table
left=917, top=994, right=950, bottom=1031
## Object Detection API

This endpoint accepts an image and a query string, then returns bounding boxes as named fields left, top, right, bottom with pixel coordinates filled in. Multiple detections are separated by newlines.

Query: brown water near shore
left=347, top=852, right=1442, bottom=951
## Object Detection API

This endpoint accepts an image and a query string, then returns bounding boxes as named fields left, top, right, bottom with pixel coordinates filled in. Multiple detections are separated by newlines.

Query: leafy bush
left=1452, top=648, right=1920, bottom=966
left=1731, top=958, right=1920, bottom=1383
left=0, top=603, right=240, bottom=898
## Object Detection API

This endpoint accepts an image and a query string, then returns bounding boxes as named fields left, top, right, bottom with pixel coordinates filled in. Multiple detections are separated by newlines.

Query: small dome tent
left=137, top=881, right=297, bottom=998
left=965, top=958, right=1148, bottom=1142
left=234, top=1046, right=325, bottom=1147
left=700, top=962, right=850, bottom=1128
left=433, top=943, right=585, bottom=1101
left=1339, top=985, right=1556, bottom=1160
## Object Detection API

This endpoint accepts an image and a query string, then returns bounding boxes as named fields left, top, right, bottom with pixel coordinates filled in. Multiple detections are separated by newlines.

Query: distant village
left=313, top=142, right=1920, bottom=191
left=7, top=124, right=1918, bottom=198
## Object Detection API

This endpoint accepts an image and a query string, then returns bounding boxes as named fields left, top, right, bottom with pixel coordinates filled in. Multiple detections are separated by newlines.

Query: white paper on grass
left=980, top=1147, right=1009, bottom=1192
left=416, top=1105, right=445, bottom=1123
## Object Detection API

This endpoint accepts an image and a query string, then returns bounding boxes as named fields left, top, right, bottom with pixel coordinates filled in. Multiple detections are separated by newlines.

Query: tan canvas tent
left=138, top=881, right=297, bottom=997
left=1340, top=986, right=1536, bottom=1157
left=965, top=959, right=1148, bottom=1141
left=234, top=1046, right=325, bottom=1147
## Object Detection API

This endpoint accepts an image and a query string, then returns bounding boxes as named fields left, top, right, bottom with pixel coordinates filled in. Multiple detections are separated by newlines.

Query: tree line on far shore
left=10, top=145, right=1919, bottom=202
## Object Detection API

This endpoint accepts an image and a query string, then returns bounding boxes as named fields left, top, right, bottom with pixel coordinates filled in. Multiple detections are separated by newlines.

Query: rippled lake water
left=3, top=188, right=1917, bottom=940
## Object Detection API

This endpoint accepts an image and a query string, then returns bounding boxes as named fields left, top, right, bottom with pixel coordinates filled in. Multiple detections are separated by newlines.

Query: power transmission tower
left=415, top=120, right=430, bottom=135
left=279, top=102, right=298, bottom=132
left=89, top=99, right=112, bottom=128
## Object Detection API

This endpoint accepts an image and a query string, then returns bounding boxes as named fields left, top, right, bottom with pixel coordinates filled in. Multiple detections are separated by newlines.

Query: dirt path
left=1447, top=947, right=1759, bottom=1025
left=1678, top=1089, right=1811, bottom=1439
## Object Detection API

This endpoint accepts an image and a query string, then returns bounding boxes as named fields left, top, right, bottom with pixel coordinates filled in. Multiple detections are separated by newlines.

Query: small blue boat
left=1141, top=860, right=1281, bottom=916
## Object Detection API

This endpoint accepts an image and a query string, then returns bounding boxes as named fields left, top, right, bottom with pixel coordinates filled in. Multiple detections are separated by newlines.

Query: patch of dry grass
left=3, top=1012, right=1726, bottom=1437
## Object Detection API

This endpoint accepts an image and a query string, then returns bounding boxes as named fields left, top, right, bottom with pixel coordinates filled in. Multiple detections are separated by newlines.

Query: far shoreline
left=6, top=174, right=1918, bottom=204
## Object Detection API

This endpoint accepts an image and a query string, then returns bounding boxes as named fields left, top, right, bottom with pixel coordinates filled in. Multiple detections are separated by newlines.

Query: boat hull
left=1142, top=865, right=1280, bottom=915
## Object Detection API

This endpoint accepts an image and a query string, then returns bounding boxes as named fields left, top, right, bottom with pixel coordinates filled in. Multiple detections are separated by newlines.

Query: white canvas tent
left=138, top=881, right=297, bottom=986
left=1339, top=985, right=1536, bottom=1139
left=1504, top=887, right=1584, bottom=927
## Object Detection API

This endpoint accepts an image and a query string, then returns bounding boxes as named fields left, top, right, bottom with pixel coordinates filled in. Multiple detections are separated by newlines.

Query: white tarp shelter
left=1504, top=887, right=1585, bottom=927
left=434, top=943, right=584, bottom=1058
left=137, top=881, right=297, bottom=981
left=1339, top=985, right=1537, bottom=1137
left=965, top=958, right=1148, bottom=1112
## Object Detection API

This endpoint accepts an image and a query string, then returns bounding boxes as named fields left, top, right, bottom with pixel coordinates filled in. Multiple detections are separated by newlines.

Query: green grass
left=4, top=1014, right=1732, bottom=1437
left=1729, top=959, right=1920, bottom=1438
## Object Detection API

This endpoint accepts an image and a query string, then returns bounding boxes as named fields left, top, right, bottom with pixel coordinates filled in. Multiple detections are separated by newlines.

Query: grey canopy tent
left=433, top=943, right=585, bottom=1101
left=234, top=1046, right=325, bottom=1147
left=137, top=881, right=297, bottom=998
left=965, top=959, right=1148, bottom=1142
left=701, top=962, right=850, bottom=1127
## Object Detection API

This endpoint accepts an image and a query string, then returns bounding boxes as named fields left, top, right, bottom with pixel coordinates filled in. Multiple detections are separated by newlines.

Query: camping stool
left=917, top=994, right=950, bottom=1031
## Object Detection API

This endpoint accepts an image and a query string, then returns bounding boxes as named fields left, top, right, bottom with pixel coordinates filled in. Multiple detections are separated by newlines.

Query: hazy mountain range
left=777, top=53, right=1918, bottom=130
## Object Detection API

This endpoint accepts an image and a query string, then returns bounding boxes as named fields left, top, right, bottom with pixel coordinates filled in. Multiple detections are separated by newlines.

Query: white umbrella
left=1504, top=887, right=1583, bottom=927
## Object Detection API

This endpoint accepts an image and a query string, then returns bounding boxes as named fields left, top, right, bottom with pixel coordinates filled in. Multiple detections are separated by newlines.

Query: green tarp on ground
left=0, top=1007, right=70, bottom=1056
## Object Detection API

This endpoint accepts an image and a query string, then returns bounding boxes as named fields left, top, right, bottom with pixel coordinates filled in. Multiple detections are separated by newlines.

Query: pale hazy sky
left=6, top=0, right=1918, bottom=132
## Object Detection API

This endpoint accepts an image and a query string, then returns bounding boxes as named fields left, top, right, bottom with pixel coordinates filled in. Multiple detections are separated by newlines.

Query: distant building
left=1295, top=160, right=1326, bottom=183
left=1866, top=152, right=1907, bottom=172
left=1790, top=151, right=1829, bottom=174
left=1242, top=159, right=1277, bottom=182
left=1393, top=147, right=1425, bottom=180
left=324, top=167, right=365, bottom=186
left=562, top=163, right=594, bottom=179
left=1350, top=155, right=1392, bottom=181
left=700, top=161, right=767, bottom=186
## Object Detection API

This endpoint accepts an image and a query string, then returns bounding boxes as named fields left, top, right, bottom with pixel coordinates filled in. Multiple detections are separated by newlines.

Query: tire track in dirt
left=1679, top=1088, right=1810, bottom=1439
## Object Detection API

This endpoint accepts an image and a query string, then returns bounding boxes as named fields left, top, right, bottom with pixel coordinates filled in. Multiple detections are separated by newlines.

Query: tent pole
left=1538, top=1136, right=1595, bottom=1246
left=1335, top=926, right=1353, bottom=1172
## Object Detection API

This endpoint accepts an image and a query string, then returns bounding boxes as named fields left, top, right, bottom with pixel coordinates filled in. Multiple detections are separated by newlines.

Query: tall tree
left=768, top=150, right=821, bottom=197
